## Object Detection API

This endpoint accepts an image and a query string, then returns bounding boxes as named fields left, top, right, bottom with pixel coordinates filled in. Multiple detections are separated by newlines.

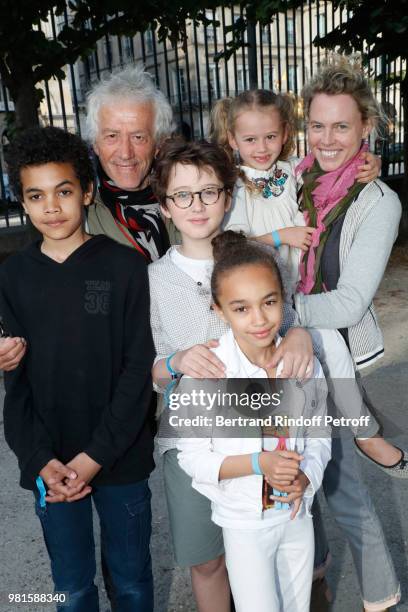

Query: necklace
left=249, top=165, right=289, bottom=198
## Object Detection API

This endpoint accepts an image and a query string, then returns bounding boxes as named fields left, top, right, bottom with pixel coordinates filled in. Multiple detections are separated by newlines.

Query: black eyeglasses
left=165, top=187, right=225, bottom=209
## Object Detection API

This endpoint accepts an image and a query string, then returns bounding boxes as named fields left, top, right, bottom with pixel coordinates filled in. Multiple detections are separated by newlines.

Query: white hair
left=85, top=64, right=175, bottom=144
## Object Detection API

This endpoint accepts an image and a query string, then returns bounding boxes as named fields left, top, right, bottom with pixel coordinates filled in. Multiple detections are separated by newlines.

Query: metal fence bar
left=151, top=28, right=160, bottom=87
left=161, top=34, right=172, bottom=101
left=64, top=7, right=81, bottom=134
left=212, top=9, right=222, bottom=98
left=230, top=5, right=239, bottom=96
left=50, top=9, right=68, bottom=130
left=173, top=41, right=184, bottom=126
left=0, top=0, right=405, bottom=228
left=182, top=24, right=195, bottom=138
left=221, top=7, right=230, bottom=96
left=193, top=20, right=204, bottom=137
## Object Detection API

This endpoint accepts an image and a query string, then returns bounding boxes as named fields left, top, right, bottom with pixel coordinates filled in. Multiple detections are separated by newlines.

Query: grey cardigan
left=295, top=179, right=402, bottom=369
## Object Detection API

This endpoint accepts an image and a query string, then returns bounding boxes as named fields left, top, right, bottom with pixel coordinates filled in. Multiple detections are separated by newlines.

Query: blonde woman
left=295, top=57, right=403, bottom=612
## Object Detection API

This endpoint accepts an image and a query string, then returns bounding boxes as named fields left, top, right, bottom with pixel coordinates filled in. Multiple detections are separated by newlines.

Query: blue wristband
left=251, top=452, right=263, bottom=476
left=36, top=476, right=47, bottom=508
left=166, top=351, right=180, bottom=380
left=271, top=230, right=281, bottom=248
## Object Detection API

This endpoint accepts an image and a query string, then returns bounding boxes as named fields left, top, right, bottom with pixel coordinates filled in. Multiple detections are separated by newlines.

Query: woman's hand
left=356, top=151, right=381, bottom=183
left=267, top=327, right=314, bottom=379
left=278, top=227, right=315, bottom=251
left=171, top=340, right=226, bottom=378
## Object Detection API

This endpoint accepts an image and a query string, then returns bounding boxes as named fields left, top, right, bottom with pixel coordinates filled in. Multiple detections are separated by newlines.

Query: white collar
left=216, top=329, right=283, bottom=378
left=240, top=163, right=277, bottom=180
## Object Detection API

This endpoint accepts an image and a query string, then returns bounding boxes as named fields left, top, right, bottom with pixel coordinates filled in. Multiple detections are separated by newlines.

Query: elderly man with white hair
left=85, top=65, right=174, bottom=262
left=87, top=66, right=232, bottom=611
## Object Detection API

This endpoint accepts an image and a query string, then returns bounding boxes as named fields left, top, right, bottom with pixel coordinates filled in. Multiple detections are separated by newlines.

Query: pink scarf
left=295, top=143, right=368, bottom=294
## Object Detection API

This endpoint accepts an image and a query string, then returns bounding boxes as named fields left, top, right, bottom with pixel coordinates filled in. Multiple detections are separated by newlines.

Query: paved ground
left=1, top=246, right=407, bottom=612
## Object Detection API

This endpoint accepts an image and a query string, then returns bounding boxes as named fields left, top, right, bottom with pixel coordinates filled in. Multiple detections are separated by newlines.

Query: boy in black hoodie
left=1, top=127, right=155, bottom=611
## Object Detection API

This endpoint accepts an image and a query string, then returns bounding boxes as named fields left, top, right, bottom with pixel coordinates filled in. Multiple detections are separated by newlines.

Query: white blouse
left=223, top=158, right=305, bottom=295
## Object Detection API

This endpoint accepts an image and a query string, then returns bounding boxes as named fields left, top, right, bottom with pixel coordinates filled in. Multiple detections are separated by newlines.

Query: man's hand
left=0, top=337, right=27, bottom=371
left=260, top=449, right=303, bottom=487
left=267, top=327, right=313, bottom=379
left=269, top=470, right=310, bottom=519
left=39, top=458, right=89, bottom=504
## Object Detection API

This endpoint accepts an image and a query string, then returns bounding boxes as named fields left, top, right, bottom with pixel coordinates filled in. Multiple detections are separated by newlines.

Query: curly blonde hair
left=209, top=90, right=297, bottom=194
left=302, top=55, right=384, bottom=132
left=209, top=89, right=297, bottom=162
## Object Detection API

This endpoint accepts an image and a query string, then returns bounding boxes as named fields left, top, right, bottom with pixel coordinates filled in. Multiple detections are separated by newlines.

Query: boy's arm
left=0, top=282, right=55, bottom=481
left=149, top=274, right=225, bottom=385
left=84, top=261, right=155, bottom=469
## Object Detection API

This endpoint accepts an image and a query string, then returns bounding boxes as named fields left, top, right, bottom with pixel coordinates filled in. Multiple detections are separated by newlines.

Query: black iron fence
left=0, top=2, right=405, bottom=225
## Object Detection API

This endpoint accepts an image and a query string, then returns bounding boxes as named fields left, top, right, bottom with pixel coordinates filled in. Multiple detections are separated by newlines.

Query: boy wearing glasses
left=1, top=127, right=155, bottom=611
left=148, top=139, right=313, bottom=612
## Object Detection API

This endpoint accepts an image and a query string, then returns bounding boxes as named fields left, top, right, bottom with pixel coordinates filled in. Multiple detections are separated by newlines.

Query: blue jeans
left=35, top=480, right=153, bottom=612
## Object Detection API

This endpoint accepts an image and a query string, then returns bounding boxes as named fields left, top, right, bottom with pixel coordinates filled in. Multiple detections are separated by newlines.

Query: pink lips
left=253, top=156, right=271, bottom=164
left=251, top=329, right=271, bottom=339
left=45, top=220, right=65, bottom=227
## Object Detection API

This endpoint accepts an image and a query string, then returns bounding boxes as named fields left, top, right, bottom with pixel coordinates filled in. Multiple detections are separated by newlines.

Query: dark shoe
left=354, top=440, right=408, bottom=478
left=310, top=577, right=332, bottom=612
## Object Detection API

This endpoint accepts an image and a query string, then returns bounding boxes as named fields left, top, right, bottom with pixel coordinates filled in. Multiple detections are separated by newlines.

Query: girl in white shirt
left=177, top=230, right=331, bottom=612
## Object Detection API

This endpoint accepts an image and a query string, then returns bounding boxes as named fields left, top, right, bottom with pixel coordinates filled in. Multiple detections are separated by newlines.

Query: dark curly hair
left=211, top=231, right=283, bottom=306
left=5, top=126, right=95, bottom=200
left=151, top=137, right=238, bottom=207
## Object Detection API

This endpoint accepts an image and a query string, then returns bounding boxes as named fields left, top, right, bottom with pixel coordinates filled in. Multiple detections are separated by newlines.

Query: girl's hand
left=278, top=227, right=315, bottom=251
left=267, top=327, right=314, bottom=379
left=268, top=471, right=310, bottom=519
left=260, top=449, right=303, bottom=486
left=172, top=340, right=226, bottom=378
left=356, top=151, right=381, bottom=183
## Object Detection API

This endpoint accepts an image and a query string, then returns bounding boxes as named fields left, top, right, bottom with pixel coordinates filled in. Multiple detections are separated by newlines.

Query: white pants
left=223, top=515, right=314, bottom=612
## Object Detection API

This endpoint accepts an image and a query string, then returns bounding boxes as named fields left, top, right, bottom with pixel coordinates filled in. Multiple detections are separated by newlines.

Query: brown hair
left=209, top=89, right=297, bottom=163
left=302, top=55, right=384, bottom=132
left=211, top=231, right=284, bottom=306
left=151, top=138, right=238, bottom=207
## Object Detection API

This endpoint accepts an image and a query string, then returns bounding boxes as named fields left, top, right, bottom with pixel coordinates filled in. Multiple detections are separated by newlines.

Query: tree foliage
left=313, top=0, right=408, bottom=62
left=0, top=0, right=222, bottom=128
left=312, top=0, right=408, bottom=202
